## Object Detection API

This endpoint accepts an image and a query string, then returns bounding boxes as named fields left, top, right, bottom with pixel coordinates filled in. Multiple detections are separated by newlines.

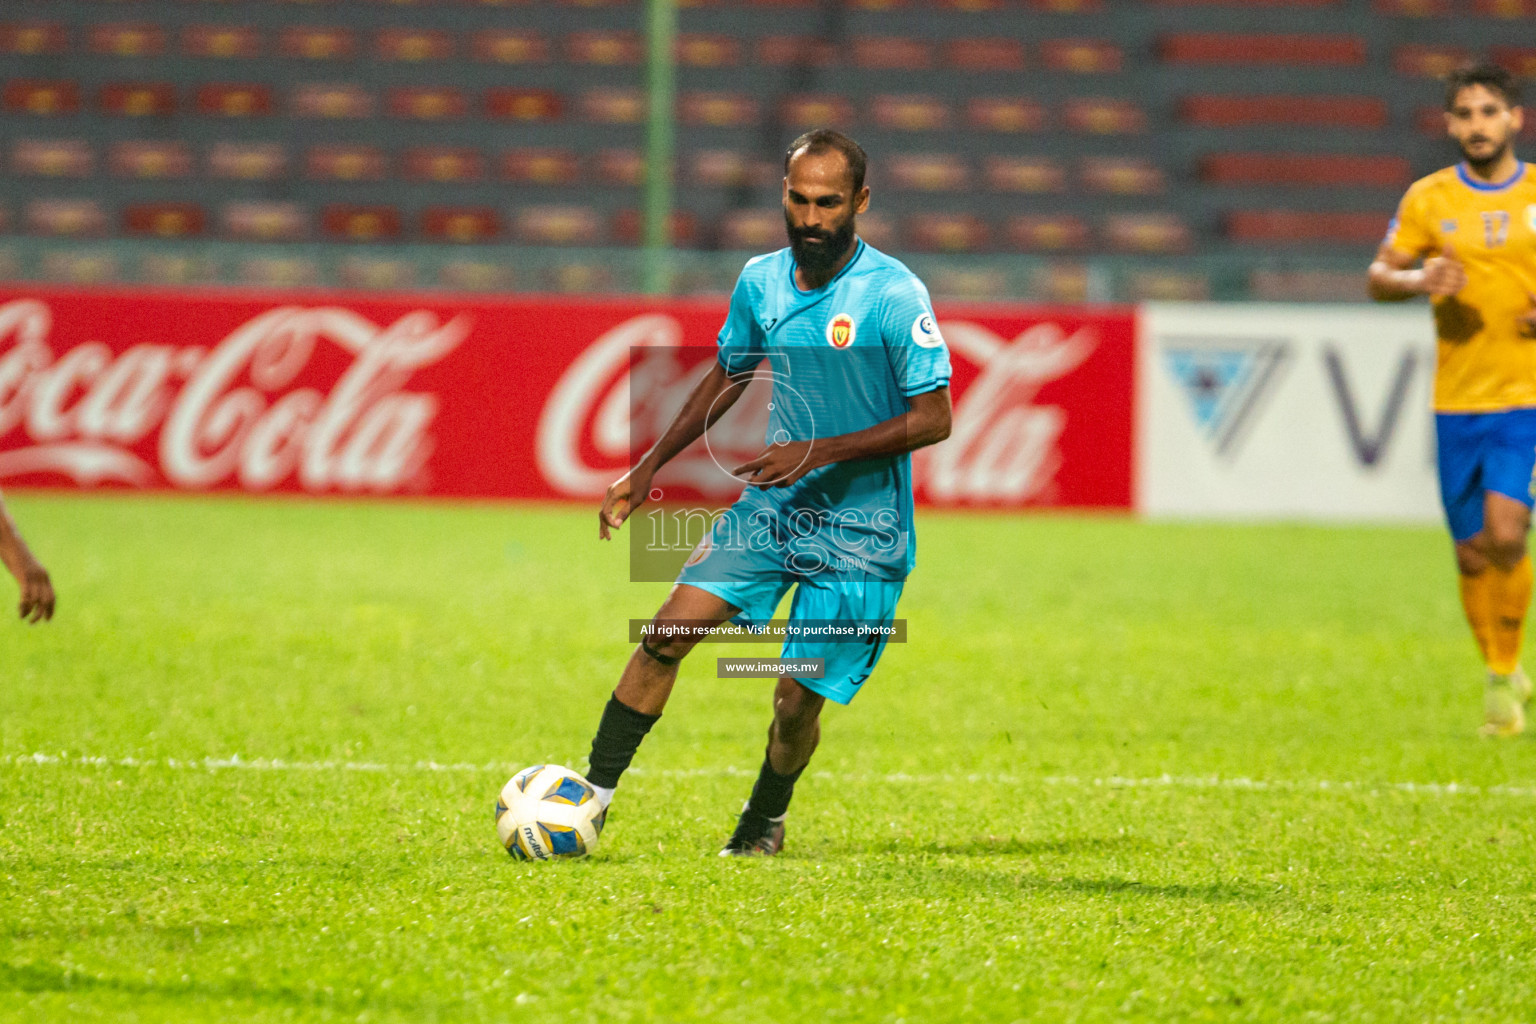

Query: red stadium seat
left=719, top=210, right=783, bottom=250
left=4, top=80, right=81, bottom=115
left=305, top=145, right=388, bottom=182
left=888, top=154, right=970, bottom=192
left=757, top=36, right=832, bottom=68
left=1180, top=94, right=1388, bottom=128
left=780, top=94, right=854, bottom=130
left=387, top=87, right=467, bottom=120
left=208, top=142, right=287, bottom=181
left=1250, top=268, right=1369, bottom=301
left=677, top=34, right=740, bottom=67
left=852, top=36, right=934, bottom=70
left=1125, top=271, right=1211, bottom=302
left=1202, top=153, right=1411, bottom=187
left=595, top=149, right=646, bottom=186
left=945, top=38, right=1027, bottom=72
left=1030, top=0, right=1106, bottom=11
left=403, top=147, right=485, bottom=183
left=322, top=205, right=402, bottom=242
left=690, top=150, right=775, bottom=188
left=1063, top=98, right=1146, bottom=134
left=1394, top=45, right=1472, bottom=78
left=1004, top=215, right=1089, bottom=251
left=338, top=259, right=417, bottom=292
left=580, top=88, right=646, bottom=124
left=376, top=29, right=455, bottom=62
left=516, top=205, right=605, bottom=246
left=26, top=199, right=107, bottom=237
left=1372, top=0, right=1450, bottom=13
left=89, top=24, right=166, bottom=58
left=422, top=207, right=503, bottom=244
left=472, top=30, right=548, bottom=64
left=966, top=96, right=1047, bottom=132
left=111, top=140, right=194, bottom=179
left=485, top=89, right=563, bottom=122
left=99, top=83, right=176, bottom=117
left=439, top=262, right=514, bottom=292
left=1161, top=33, right=1366, bottom=65
left=501, top=148, right=582, bottom=185
left=279, top=27, right=357, bottom=60
left=680, top=92, right=760, bottom=127
left=906, top=214, right=989, bottom=252
left=1082, top=157, right=1165, bottom=194
left=237, top=259, right=319, bottom=290
left=42, top=252, right=119, bottom=284
left=291, top=83, right=373, bottom=119
left=984, top=156, right=1067, bottom=193
left=1, top=23, right=69, bottom=56
left=1474, top=0, right=1536, bottom=14
left=567, top=31, right=642, bottom=65
left=1041, top=39, right=1123, bottom=73
left=124, top=203, right=206, bottom=238
left=11, top=139, right=93, bottom=178
left=870, top=95, right=951, bottom=132
left=1490, top=47, right=1536, bottom=79
left=1226, top=209, right=1389, bottom=244
left=1103, top=213, right=1193, bottom=253
left=612, top=210, right=699, bottom=246
left=1151, top=0, right=1337, bottom=5
left=196, top=83, right=274, bottom=117
left=182, top=25, right=262, bottom=59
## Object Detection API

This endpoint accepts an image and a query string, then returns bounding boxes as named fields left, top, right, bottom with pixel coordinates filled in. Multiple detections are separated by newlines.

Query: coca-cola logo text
left=0, top=300, right=467, bottom=492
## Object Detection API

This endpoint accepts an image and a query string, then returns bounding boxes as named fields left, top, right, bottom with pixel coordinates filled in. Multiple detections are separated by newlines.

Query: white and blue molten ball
left=495, top=764, right=606, bottom=861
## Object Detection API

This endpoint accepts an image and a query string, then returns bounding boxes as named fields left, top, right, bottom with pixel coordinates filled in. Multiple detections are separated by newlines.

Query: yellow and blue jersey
left=1384, top=162, right=1536, bottom=413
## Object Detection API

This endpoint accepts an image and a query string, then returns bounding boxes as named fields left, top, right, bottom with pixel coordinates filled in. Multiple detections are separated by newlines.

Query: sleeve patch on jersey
left=911, top=313, right=945, bottom=349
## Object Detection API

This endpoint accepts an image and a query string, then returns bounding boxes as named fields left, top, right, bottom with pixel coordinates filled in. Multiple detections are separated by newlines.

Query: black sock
left=742, top=751, right=805, bottom=822
left=585, top=693, right=661, bottom=789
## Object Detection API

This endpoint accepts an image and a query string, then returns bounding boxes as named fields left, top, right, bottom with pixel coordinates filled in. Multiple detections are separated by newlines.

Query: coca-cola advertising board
left=0, top=286, right=1134, bottom=508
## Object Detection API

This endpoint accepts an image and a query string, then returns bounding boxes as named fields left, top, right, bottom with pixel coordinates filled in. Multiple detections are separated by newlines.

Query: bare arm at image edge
left=0, top=490, right=54, bottom=623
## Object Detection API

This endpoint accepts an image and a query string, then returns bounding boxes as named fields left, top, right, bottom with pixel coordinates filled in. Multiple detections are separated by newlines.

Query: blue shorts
left=676, top=527, right=904, bottom=706
left=1436, top=408, right=1536, bottom=542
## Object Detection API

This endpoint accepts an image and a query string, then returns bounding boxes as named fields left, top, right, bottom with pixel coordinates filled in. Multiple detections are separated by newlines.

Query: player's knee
left=773, top=682, right=824, bottom=730
left=1482, top=519, right=1529, bottom=568
left=1456, top=543, right=1488, bottom=577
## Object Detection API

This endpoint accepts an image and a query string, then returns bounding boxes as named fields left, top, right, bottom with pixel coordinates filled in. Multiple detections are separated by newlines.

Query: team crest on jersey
left=683, top=534, right=712, bottom=568
left=827, top=313, right=856, bottom=349
left=911, top=313, right=945, bottom=349
left=1526, top=205, right=1536, bottom=232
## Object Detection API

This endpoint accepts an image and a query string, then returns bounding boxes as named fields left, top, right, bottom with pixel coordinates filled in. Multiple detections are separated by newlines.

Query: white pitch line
left=6, top=752, right=1536, bottom=800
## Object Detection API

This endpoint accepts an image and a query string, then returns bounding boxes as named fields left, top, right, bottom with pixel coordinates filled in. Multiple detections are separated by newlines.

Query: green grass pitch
left=3, top=493, right=1536, bottom=1022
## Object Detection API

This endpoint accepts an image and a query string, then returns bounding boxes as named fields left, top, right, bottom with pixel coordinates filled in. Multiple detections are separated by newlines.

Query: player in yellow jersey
left=1370, top=61, right=1536, bottom=736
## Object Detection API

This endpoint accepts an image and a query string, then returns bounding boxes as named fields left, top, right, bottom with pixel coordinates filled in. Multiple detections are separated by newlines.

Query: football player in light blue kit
left=585, top=129, right=953, bottom=856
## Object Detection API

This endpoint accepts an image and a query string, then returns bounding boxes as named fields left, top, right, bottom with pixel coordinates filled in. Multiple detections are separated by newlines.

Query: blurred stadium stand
left=0, top=0, right=1532, bottom=301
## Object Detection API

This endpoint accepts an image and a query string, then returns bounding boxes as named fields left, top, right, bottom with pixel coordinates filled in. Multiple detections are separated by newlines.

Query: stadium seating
left=0, top=1, right=1531, bottom=297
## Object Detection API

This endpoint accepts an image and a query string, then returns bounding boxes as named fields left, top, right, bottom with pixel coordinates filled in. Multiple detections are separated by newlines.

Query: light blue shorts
left=677, top=534, right=904, bottom=705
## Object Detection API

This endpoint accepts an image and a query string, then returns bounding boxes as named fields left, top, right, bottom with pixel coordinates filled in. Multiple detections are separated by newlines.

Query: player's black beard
left=785, top=215, right=857, bottom=276
left=1461, top=137, right=1512, bottom=176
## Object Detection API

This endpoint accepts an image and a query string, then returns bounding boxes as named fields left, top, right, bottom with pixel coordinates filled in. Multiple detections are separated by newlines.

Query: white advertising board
left=1138, top=303, right=1441, bottom=522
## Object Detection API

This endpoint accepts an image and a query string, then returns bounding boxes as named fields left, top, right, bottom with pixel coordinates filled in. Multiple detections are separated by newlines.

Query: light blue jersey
left=710, top=239, right=951, bottom=582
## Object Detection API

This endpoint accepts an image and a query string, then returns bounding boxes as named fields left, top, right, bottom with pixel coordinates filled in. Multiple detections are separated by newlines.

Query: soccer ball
left=495, top=764, right=606, bottom=861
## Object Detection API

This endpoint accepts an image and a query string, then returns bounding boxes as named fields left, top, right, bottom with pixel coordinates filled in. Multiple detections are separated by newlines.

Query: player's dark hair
left=784, top=129, right=867, bottom=193
left=1445, top=61, right=1522, bottom=110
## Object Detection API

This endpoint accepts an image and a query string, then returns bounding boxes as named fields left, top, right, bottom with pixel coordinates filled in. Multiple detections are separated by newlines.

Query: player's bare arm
left=1368, top=242, right=1467, bottom=301
left=733, top=386, right=952, bottom=488
left=598, top=359, right=756, bottom=538
left=0, top=492, right=54, bottom=623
